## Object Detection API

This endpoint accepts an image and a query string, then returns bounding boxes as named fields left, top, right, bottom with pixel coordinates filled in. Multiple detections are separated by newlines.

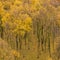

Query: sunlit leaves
left=11, top=50, right=20, bottom=58
left=12, top=14, right=32, bottom=35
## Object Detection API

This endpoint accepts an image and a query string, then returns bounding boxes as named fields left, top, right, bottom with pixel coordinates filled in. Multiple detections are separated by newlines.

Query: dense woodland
left=0, top=0, right=60, bottom=60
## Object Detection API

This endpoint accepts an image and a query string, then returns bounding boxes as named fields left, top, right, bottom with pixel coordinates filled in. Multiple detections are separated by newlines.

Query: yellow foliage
left=14, top=0, right=22, bottom=6
left=0, top=0, right=32, bottom=36
left=0, top=2, right=2, bottom=7
left=11, top=50, right=20, bottom=58
left=2, top=13, right=10, bottom=25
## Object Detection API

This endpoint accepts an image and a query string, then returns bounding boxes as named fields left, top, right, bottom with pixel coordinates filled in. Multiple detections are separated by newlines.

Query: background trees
left=0, top=0, right=60, bottom=60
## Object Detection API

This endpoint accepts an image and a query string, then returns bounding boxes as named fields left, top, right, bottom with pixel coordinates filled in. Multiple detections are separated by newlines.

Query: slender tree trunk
left=16, top=34, right=18, bottom=50
left=19, top=36, right=22, bottom=50
left=24, top=32, right=27, bottom=49
left=36, top=20, right=41, bottom=58
left=0, top=15, right=3, bottom=39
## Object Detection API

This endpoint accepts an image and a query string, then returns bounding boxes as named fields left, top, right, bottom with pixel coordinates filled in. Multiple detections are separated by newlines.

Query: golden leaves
left=0, top=0, right=32, bottom=36
left=13, top=14, right=32, bottom=34
left=0, top=2, right=2, bottom=7
left=11, top=50, right=20, bottom=58
left=2, top=13, right=10, bottom=25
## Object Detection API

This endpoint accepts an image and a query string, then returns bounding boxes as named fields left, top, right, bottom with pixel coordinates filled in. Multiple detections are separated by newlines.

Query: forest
left=0, top=0, right=60, bottom=60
